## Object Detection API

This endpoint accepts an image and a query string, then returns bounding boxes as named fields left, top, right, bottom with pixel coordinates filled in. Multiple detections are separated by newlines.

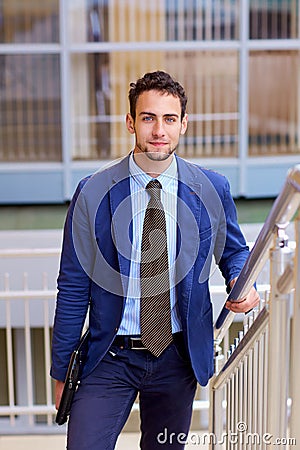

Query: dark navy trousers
left=67, top=339, right=197, bottom=450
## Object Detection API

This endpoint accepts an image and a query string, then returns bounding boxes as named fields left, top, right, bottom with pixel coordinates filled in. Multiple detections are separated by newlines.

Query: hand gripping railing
left=214, top=164, right=300, bottom=343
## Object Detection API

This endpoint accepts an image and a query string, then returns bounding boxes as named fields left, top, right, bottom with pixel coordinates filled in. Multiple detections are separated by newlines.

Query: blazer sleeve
left=51, top=179, right=93, bottom=381
left=215, top=179, right=249, bottom=286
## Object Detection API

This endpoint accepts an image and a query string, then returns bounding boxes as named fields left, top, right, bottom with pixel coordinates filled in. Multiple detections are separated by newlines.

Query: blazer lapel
left=175, top=156, right=202, bottom=304
left=109, top=156, right=133, bottom=295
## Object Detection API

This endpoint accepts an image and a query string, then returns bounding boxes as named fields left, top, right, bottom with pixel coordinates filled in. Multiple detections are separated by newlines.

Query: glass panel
left=249, top=50, right=299, bottom=156
left=250, top=0, right=299, bottom=39
left=173, top=51, right=239, bottom=158
left=0, top=54, right=62, bottom=162
left=70, top=53, right=111, bottom=160
left=166, top=0, right=239, bottom=41
left=69, top=0, right=165, bottom=44
left=68, top=0, right=239, bottom=43
left=70, top=50, right=238, bottom=160
left=0, top=0, right=59, bottom=44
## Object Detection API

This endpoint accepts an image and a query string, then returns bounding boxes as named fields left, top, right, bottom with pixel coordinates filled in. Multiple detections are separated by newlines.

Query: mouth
left=149, top=141, right=169, bottom=148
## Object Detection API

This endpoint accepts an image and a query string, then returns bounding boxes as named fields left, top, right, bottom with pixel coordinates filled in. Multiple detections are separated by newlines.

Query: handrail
left=212, top=306, right=269, bottom=390
left=0, top=248, right=60, bottom=257
left=214, top=164, right=300, bottom=342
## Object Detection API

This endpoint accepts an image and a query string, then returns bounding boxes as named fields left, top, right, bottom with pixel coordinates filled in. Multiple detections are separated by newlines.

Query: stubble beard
left=135, top=142, right=177, bottom=161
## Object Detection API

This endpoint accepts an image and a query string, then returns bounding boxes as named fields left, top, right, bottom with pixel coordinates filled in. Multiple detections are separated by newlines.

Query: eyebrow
left=139, top=112, right=180, bottom=118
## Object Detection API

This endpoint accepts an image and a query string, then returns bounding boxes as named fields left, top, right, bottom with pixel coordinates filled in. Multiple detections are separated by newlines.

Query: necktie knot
left=146, top=179, right=162, bottom=202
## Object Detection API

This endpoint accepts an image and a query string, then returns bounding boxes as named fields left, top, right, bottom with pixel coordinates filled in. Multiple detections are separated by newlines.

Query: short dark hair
left=128, top=71, right=187, bottom=121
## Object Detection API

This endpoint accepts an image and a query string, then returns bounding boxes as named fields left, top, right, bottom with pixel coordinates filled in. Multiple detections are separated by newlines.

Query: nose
left=152, top=119, right=165, bottom=137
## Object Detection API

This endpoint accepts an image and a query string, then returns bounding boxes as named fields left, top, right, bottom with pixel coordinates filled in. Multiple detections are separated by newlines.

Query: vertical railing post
left=267, top=228, right=293, bottom=447
left=209, top=381, right=224, bottom=450
left=290, top=210, right=300, bottom=444
left=209, top=341, right=225, bottom=449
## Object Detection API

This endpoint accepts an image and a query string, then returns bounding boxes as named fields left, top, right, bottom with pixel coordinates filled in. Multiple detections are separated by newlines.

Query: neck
left=133, top=152, right=174, bottom=178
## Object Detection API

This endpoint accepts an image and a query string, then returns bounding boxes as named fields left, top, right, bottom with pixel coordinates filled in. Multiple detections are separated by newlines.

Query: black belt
left=112, top=332, right=183, bottom=351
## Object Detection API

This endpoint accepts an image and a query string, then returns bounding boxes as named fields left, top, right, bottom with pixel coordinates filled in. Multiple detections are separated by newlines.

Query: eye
left=165, top=117, right=176, bottom=123
left=143, top=116, right=153, bottom=121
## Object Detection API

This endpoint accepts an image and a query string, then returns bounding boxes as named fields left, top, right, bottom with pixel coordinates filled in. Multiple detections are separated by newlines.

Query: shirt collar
left=129, top=152, right=177, bottom=191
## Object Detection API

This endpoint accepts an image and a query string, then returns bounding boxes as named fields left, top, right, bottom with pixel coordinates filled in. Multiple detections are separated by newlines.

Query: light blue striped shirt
left=117, top=152, right=182, bottom=335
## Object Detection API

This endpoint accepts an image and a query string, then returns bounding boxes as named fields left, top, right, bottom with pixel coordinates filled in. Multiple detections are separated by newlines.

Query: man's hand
left=225, top=278, right=260, bottom=314
left=55, top=380, right=65, bottom=410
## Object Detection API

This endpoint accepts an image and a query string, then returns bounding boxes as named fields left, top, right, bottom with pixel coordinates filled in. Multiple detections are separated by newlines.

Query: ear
left=180, top=113, right=188, bottom=135
left=126, top=113, right=135, bottom=134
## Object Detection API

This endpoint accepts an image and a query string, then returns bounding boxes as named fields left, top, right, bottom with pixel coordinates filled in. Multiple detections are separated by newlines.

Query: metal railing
left=0, top=247, right=216, bottom=433
left=209, top=164, right=300, bottom=449
left=0, top=248, right=59, bottom=433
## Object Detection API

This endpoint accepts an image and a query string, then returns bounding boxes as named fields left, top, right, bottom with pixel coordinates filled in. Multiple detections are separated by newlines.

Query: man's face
left=126, top=90, right=188, bottom=161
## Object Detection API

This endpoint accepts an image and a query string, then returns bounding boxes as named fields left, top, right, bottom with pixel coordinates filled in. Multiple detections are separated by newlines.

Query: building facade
left=0, top=0, right=299, bottom=203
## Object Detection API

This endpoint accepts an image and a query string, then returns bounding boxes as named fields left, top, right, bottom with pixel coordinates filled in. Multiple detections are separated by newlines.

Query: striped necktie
left=140, top=179, right=173, bottom=357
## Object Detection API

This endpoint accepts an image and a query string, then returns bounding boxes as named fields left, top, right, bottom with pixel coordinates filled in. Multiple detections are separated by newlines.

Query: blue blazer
left=51, top=154, right=249, bottom=386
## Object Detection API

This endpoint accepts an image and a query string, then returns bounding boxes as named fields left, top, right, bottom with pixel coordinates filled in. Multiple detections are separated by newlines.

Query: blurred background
left=0, top=0, right=299, bottom=205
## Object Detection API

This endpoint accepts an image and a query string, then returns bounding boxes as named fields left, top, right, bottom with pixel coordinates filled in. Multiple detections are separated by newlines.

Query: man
left=51, top=71, right=259, bottom=449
